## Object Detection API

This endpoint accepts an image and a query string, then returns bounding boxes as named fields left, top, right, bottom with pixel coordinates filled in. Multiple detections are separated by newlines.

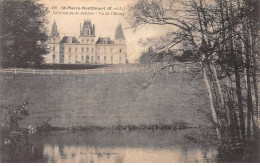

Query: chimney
left=80, top=23, right=82, bottom=35
left=93, top=24, right=95, bottom=35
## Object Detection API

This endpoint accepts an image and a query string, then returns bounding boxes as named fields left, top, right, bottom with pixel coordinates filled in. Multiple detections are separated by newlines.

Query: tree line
left=128, top=0, right=259, bottom=142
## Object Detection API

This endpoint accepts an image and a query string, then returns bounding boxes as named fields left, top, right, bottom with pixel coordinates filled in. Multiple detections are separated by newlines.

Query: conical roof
left=51, top=21, right=59, bottom=37
left=115, top=24, right=125, bottom=40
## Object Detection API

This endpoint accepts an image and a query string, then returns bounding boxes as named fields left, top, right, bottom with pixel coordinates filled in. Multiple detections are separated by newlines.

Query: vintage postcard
left=0, top=0, right=259, bottom=163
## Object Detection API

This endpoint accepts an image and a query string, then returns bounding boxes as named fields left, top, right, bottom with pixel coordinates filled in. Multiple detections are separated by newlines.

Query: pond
left=0, top=129, right=258, bottom=163
left=0, top=129, right=220, bottom=163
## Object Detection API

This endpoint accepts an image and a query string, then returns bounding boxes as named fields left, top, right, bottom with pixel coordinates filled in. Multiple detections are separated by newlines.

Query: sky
left=39, top=0, right=173, bottom=63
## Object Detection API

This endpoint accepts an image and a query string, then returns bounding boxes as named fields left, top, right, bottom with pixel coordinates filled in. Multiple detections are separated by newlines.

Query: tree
left=0, top=0, right=49, bottom=68
left=176, top=50, right=200, bottom=62
left=128, top=0, right=259, bottom=141
left=139, top=47, right=156, bottom=65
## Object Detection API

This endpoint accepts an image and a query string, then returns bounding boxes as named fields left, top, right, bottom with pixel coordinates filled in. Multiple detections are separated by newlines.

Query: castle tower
left=79, top=20, right=96, bottom=44
left=114, top=24, right=126, bottom=45
left=113, top=24, right=127, bottom=64
left=51, top=21, right=59, bottom=38
left=78, top=20, right=96, bottom=63
left=46, top=21, right=60, bottom=63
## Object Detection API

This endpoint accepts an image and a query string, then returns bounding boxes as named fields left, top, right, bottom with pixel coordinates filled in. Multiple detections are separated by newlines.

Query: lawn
left=0, top=70, right=212, bottom=128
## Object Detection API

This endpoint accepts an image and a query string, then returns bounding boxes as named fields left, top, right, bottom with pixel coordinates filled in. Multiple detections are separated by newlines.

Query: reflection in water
left=43, top=145, right=216, bottom=163
left=1, top=129, right=218, bottom=163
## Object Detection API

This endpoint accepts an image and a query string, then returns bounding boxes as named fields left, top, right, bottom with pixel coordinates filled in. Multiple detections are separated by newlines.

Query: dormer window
left=68, top=37, right=72, bottom=43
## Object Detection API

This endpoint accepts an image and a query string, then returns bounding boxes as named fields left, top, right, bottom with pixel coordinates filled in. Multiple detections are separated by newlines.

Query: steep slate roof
left=80, top=20, right=95, bottom=37
left=96, top=37, right=114, bottom=44
left=51, top=21, right=59, bottom=37
left=60, top=36, right=79, bottom=43
left=115, top=24, right=125, bottom=40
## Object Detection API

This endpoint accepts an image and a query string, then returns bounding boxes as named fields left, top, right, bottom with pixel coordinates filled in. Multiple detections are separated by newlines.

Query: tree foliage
left=0, top=0, right=49, bottom=68
left=128, top=0, right=260, bottom=142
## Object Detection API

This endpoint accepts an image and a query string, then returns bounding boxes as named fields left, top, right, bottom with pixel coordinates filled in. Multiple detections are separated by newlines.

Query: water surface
left=0, top=129, right=219, bottom=163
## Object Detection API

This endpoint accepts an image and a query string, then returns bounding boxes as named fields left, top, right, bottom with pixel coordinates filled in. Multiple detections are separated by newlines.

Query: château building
left=45, top=20, right=127, bottom=64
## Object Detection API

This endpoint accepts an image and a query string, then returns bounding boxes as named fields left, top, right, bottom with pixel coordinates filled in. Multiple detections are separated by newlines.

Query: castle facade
left=45, top=20, right=127, bottom=64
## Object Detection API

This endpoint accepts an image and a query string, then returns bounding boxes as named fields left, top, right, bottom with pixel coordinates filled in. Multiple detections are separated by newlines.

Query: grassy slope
left=0, top=71, right=212, bottom=128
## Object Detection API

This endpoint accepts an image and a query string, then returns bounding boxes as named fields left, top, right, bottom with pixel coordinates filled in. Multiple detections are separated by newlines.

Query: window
left=82, top=55, right=84, bottom=61
left=76, top=55, right=78, bottom=61
left=87, top=48, right=89, bottom=52
left=111, top=56, right=113, bottom=61
left=92, top=39, right=94, bottom=43
left=82, top=47, right=84, bottom=52
left=53, top=47, right=55, bottom=51
left=119, top=48, right=122, bottom=53
left=91, top=56, right=93, bottom=63
left=97, top=56, right=100, bottom=61
left=104, top=56, right=106, bottom=61
left=92, top=48, right=94, bottom=53
left=86, top=55, right=89, bottom=63
left=53, top=54, right=55, bottom=60
left=87, top=30, right=90, bottom=35
left=69, top=47, right=71, bottom=53
left=87, top=39, right=89, bottom=44
left=68, top=37, right=72, bottom=43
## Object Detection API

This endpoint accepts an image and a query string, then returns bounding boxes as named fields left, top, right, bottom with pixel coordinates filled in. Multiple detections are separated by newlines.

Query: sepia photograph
left=0, top=0, right=259, bottom=163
